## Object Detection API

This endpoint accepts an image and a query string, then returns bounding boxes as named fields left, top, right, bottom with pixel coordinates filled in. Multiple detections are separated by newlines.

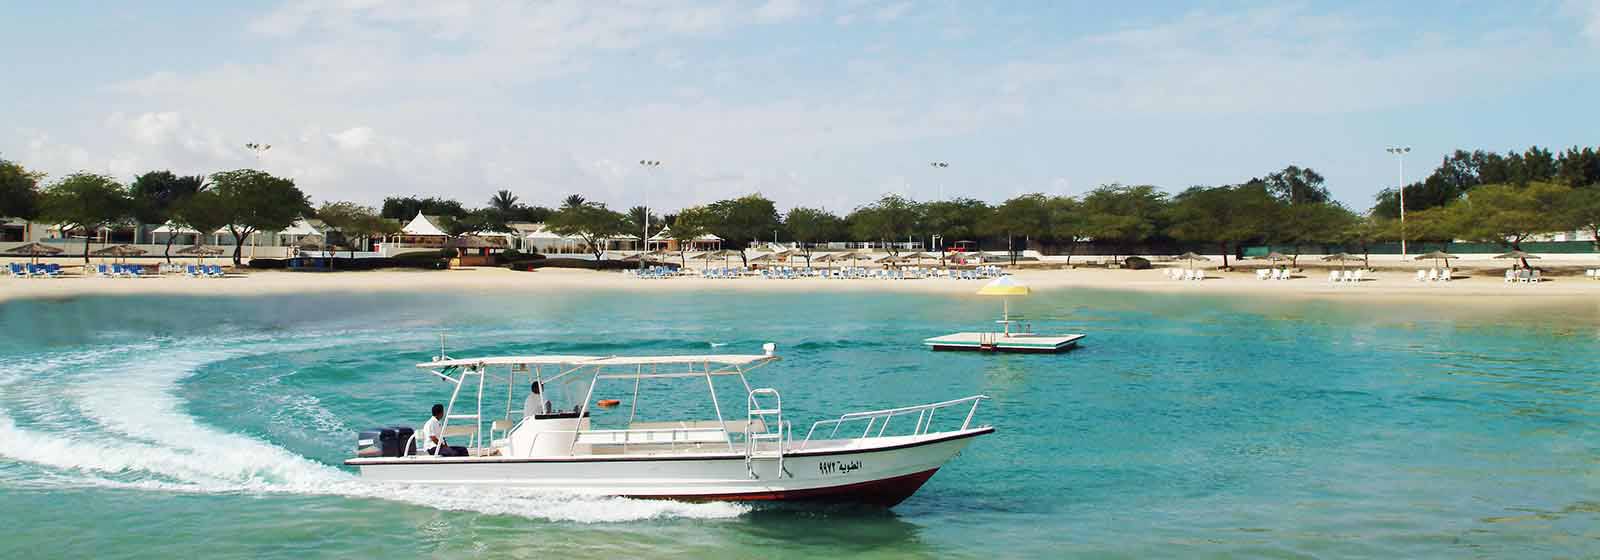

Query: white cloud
left=874, top=2, right=911, bottom=22
left=329, top=127, right=375, bottom=150
left=754, top=0, right=805, bottom=23
left=1574, top=0, right=1600, bottom=44
left=6, top=2, right=1594, bottom=211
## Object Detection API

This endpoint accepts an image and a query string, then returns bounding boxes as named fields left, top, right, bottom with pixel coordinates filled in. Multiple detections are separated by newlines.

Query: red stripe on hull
left=629, top=468, right=942, bottom=508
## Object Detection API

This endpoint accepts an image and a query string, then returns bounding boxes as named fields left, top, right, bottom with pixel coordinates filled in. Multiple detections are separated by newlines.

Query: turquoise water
left=1, top=289, right=1596, bottom=558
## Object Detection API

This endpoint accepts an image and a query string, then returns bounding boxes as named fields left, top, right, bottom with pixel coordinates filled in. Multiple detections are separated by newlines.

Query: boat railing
left=798, top=395, right=989, bottom=450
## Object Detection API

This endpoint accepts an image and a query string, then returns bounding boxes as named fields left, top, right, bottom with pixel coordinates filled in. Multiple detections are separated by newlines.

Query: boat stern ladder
left=745, top=388, right=788, bottom=479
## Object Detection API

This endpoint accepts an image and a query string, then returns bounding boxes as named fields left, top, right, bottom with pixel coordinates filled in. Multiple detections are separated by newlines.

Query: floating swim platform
left=923, top=332, right=1086, bottom=353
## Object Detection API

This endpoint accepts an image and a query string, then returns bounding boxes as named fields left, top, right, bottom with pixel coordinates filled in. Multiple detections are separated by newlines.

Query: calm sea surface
left=0, top=288, right=1595, bottom=558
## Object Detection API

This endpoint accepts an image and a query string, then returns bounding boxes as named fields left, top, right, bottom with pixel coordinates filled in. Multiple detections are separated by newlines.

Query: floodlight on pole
left=1385, top=146, right=1411, bottom=258
left=929, top=161, right=949, bottom=200
left=245, top=143, right=272, bottom=163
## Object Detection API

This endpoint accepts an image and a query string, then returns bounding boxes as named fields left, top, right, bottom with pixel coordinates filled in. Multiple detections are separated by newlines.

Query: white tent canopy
left=403, top=212, right=449, bottom=236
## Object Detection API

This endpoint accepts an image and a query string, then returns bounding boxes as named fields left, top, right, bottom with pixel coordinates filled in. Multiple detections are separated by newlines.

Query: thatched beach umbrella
left=6, top=242, right=63, bottom=264
left=1493, top=250, right=1539, bottom=260
left=1412, top=250, right=1458, bottom=269
left=1493, top=250, right=1540, bottom=270
left=1176, top=251, right=1211, bottom=270
left=813, top=251, right=841, bottom=271
left=91, top=244, right=147, bottom=263
left=699, top=249, right=743, bottom=269
left=1321, top=252, right=1363, bottom=270
left=902, top=251, right=938, bottom=266
left=620, top=252, right=663, bottom=263
left=176, top=244, right=223, bottom=266
left=747, top=252, right=778, bottom=267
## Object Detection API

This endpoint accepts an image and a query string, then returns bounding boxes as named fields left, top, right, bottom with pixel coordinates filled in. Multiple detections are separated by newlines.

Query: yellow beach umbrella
left=977, top=275, right=1030, bottom=335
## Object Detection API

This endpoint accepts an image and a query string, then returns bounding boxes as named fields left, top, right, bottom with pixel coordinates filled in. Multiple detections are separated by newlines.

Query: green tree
left=444, top=207, right=510, bottom=236
left=488, top=190, right=519, bottom=213
left=1044, top=196, right=1088, bottom=265
left=129, top=170, right=208, bottom=261
left=547, top=201, right=628, bottom=267
left=1259, top=166, right=1331, bottom=205
left=170, top=190, right=229, bottom=251
left=846, top=194, right=921, bottom=257
left=705, top=194, right=781, bottom=266
left=784, top=206, right=846, bottom=267
left=1336, top=214, right=1387, bottom=268
left=1165, top=184, right=1276, bottom=269
left=669, top=206, right=714, bottom=267
left=1271, top=201, right=1357, bottom=267
left=381, top=196, right=467, bottom=220
left=0, top=158, right=44, bottom=220
left=624, top=205, right=664, bottom=251
left=317, top=201, right=385, bottom=257
left=921, top=197, right=992, bottom=255
left=37, top=173, right=131, bottom=262
left=1081, top=184, right=1167, bottom=261
left=986, top=193, right=1051, bottom=265
left=1564, top=186, right=1600, bottom=251
left=1450, top=182, right=1572, bottom=267
left=211, top=169, right=313, bottom=265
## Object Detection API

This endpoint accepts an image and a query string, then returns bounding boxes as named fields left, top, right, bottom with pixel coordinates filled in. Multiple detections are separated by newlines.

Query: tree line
left=3, top=143, right=1597, bottom=268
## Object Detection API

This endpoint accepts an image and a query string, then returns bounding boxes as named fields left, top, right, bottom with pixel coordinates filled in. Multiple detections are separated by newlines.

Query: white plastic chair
left=1354, top=270, right=1366, bottom=283
left=1327, top=270, right=1340, bottom=283
left=1427, top=268, right=1438, bottom=282
left=1193, top=269, right=1205, bottom=281
left=1439, top=268, right=1451, bottom=282
left=1415, top=270, right=1427, bottom=282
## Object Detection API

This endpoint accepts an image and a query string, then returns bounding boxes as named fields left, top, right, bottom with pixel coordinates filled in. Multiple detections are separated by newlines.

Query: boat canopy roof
left=418, top=354, right=777, bottom=369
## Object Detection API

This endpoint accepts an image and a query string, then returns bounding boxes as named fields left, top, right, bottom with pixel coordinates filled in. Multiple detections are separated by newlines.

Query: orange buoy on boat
left=596, top=399, right=621, bottom=408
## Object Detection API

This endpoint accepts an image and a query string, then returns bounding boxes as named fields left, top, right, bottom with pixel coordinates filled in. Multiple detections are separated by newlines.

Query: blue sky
left=3, top=1, right=1597, bottom=214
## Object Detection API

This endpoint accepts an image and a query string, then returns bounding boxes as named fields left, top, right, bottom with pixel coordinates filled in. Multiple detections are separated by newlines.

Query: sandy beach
left=5, top=257, right=1599, bottom=308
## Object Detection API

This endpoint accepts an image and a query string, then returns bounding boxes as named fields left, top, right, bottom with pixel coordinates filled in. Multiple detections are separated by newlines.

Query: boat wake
left=0, top=335, right=748, bottom=523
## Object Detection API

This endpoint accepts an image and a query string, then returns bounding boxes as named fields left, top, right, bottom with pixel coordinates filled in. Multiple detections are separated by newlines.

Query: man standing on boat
left=524, top=382, right=552, bottom=419
left=420, top=404, right=462, bottom=457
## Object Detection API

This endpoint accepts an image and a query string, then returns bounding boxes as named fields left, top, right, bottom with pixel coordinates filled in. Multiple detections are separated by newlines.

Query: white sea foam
left=0, top=333, right=749, bottom=523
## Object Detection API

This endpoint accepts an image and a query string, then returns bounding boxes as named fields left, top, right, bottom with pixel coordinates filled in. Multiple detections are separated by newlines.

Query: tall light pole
left=638, top=160, right=661, bottom=270
left=245, top=142, right=272, bottom=164
left=1386, top=146, right=1411, bottom=258
left=929, top=161, right=949, bottom=201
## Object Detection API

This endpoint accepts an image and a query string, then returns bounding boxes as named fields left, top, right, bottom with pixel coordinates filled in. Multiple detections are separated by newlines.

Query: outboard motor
left=357, top=426, right=415, bottom=457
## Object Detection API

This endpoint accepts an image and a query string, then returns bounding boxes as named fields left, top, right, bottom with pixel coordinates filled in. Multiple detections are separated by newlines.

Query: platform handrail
left=799, top=394, right=988, bottom=450
left=745, top=388, right=786, bottom=478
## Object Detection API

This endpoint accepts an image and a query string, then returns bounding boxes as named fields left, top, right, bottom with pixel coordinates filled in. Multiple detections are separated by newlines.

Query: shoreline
left=4, top=263, right=1599, bottom=309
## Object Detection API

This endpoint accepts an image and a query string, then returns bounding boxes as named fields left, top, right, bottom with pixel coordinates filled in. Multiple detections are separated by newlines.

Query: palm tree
left=489, top=190, right=519, bottom=212
left=562, top=194, right=587, bottom=210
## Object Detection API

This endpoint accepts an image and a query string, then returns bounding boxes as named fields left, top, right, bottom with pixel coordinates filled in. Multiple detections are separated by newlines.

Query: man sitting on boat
left=524, top=382, right=552, bottom=420
left=421, top=403, right=465, bottom=457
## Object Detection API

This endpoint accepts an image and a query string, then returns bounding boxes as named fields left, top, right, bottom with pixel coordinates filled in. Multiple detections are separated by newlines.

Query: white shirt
left=524, top=393, right=550, bottom=419
left=420, top=416, right=441, bottom=453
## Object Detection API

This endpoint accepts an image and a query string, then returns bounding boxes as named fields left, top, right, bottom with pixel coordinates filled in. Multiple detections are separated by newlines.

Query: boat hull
left=346, top=427, right=991, bottom=507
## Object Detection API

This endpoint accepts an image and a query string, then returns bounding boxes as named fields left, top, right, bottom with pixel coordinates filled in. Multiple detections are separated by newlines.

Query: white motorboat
left=345, top=344, right=993, bottom=507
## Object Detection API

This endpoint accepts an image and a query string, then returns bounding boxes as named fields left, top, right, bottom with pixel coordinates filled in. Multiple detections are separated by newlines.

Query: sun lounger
left=1354, top=270, right=1366, bottom=283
